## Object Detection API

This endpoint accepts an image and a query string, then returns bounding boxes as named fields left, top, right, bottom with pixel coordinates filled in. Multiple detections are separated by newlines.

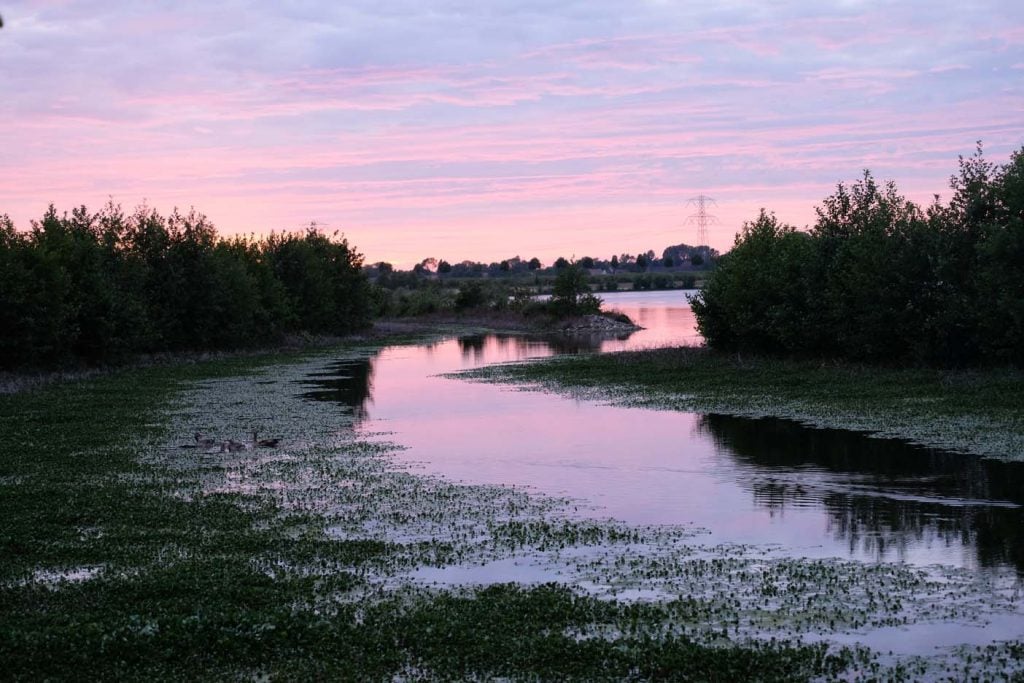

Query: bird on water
left=252, top=431, right=280, bottom=448
left=194, top=432, right=217, bottom=449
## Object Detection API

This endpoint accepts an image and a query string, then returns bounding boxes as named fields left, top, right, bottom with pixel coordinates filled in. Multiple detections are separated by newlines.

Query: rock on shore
left=559, top=314, right=642, bottom=335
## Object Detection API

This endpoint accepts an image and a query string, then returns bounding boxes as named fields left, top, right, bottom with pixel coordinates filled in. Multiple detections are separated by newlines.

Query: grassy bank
left=3, top=340, right=1023, bottom=680
left=464, top=346, right=1024, bottom=460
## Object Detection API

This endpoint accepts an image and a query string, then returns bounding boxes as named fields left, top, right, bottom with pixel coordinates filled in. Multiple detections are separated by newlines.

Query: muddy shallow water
left=300, top=290, right=1024, bottom=575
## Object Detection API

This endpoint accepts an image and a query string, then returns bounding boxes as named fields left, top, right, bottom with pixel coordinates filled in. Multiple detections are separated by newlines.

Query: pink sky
left=1, top=2, right=1022, bottom=267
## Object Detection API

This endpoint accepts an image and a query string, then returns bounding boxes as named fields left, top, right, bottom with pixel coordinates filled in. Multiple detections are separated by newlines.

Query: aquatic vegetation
left=2, top=340, right=1022, bottom=679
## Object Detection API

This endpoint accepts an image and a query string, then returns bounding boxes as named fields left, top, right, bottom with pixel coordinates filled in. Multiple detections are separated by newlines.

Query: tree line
left=0, top=203, right=371, bottom=369
left=375, top=244, right=718, bottom=281
left=692, top=144, right=1024, bottom=367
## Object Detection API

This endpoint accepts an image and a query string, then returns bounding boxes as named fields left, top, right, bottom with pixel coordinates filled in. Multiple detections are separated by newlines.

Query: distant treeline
left=692, top=144, right=1024, bottom=367
left=376, top=244, right=718, bottom=280
left=0, top=204, right=371, bottom=369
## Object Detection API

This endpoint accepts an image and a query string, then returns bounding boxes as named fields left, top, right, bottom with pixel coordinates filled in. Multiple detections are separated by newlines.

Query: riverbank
left=377, top=308, right=640, bottom=334
left=464, top=346, right=1024, bottom=460
left=0, top=310, right=635, bottom=396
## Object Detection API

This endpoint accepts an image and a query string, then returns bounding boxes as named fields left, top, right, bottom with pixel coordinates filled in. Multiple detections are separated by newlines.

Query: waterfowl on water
left=220, top=439, right=247, bottom=453
left=252, top=431, right=280, bottom=448
left=194, top=432, right=217, bottom=448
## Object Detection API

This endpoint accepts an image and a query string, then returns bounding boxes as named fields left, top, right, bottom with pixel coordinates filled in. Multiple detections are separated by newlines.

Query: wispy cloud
left=1, top=1, right=1022, bottom=265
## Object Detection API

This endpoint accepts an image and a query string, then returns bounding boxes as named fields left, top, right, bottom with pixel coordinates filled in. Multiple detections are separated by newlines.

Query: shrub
left=691, top=144, right=1024, bottom=367
left=550, top=264, right=601, bottom=316
left=455, top=282, right=487, bottom=311
left=0, top=205, right=372, bottom=368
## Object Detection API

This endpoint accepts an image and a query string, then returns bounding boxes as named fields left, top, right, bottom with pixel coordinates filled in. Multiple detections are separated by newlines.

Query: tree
left=438, top=260, right=452, bottom=274
left=813, top=171, right=931, bottom=360
left=264, top=228, right=371, bottom=336
left=662, top=255, right=674, bottom=268
left=550, top=264, right=601, bottom=316
left=692, top=145, right=1024, bottom=366
left=973, top=146, right=1024, bottom=364
left=691, top=210, right=819, bottom=353
left=554, top=256, right=570, bottom=269
left=528, top=257, right=541, bottom=270
left=579, top=256, right=595, bottom=269
left=455, top=282, right=486, bottom=310
left=0, top=214, right=70, bottom=366
left=610, top=255, right=619, bottom=269
left=0, top=203, right=374, bottom=368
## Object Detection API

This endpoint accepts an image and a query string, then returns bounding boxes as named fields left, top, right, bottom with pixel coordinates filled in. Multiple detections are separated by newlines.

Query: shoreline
left=463, top=345, right=1024, bottom=461
left=0, top=310, right=638, bottom=395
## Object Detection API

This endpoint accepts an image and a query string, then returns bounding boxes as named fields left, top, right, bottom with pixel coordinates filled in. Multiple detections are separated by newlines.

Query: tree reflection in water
left=457, top=334, right=490, bottom=361
left=456, top=331, right=635, bottom=361
left=299, top=356, right=376, bottom=423
left=697, top=414, right=1024, bottom=573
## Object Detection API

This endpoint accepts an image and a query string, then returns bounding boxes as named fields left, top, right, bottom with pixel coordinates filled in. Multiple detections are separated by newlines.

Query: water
left=301, top=290, right=1024, bottom=574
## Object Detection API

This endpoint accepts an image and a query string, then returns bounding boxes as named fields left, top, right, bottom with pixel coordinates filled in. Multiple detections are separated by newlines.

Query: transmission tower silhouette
left=685, top=195, right=718, bottom=246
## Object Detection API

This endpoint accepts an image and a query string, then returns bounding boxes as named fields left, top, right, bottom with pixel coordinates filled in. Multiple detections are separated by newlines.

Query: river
left=302, top=290, right=1024, bottom=575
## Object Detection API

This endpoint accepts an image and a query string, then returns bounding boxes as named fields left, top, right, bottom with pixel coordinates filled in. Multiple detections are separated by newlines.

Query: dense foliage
left=0, top=204, right=371, bottom=369
left=549, top=263, right=603, bottom=316
left=692, top=144, right=1024, bottom=366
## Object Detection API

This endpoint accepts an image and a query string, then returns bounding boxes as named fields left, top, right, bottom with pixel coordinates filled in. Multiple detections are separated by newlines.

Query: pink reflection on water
left=363, top=345, right=951, bottom=562
left=298, top=291, right=1024, bottom=572
left=595, top=290, right=703, bottom=350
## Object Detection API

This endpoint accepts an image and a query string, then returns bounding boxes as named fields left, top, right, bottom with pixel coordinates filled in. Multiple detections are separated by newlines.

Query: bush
left=691, top=144, right=1024, bottom=367
left=455, top=282, right=487, bottom=311
left=0, top=205, right=372, bottom=369
left=691, top=210, right=821, bottom=354
left=550, top=264, right=601, bottom=316
left=379, top=285, right=453, bottom=316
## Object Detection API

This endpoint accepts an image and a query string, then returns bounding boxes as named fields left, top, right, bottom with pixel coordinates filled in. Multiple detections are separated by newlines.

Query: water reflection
left=295, top=291, right=1024, bottom=574
left=299, top=357, right=376, bottom=422
left=698, top=414, right=1024, bottom=572
left=458, top=334, right=505, bottom=361
left=599, top=290, right=703, bottom=349
left=457, top=331, right=636, bottom=360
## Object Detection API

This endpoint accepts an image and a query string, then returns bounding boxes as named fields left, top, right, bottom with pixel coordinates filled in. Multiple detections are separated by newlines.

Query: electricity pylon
left=685, top=195, right=718, bottom=246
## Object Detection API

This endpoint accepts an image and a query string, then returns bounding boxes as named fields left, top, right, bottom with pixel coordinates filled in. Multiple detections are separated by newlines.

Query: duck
left=194, top=432, right=217, bottom=449
left=252, top=431, right=280, bottom=448
left=220, top=439, right=247, bottom=453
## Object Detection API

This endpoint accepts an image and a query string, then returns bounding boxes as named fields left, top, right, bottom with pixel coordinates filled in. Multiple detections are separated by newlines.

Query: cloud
left=2, top=0, right=1023, bottom=264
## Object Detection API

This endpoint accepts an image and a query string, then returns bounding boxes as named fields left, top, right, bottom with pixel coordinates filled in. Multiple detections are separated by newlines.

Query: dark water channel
left=300, top=291, right=1024, bottom=574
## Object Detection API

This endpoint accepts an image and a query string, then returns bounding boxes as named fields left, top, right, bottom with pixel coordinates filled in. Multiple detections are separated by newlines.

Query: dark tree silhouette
left=0, top=204, right=372, bottom=369
left=692, top=144, right=1024, bottom=366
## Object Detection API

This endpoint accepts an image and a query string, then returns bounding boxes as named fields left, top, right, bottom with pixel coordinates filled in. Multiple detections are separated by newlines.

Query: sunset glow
left=2, top=2, right=1022, bottom=266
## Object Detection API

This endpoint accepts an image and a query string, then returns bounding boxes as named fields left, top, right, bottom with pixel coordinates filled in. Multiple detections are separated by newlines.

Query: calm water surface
left=303, top=290, right=1024, bottom=574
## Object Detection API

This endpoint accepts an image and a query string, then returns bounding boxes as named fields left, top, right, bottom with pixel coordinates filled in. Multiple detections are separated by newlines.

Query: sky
left=1, top=2, right=1022, bottom=267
